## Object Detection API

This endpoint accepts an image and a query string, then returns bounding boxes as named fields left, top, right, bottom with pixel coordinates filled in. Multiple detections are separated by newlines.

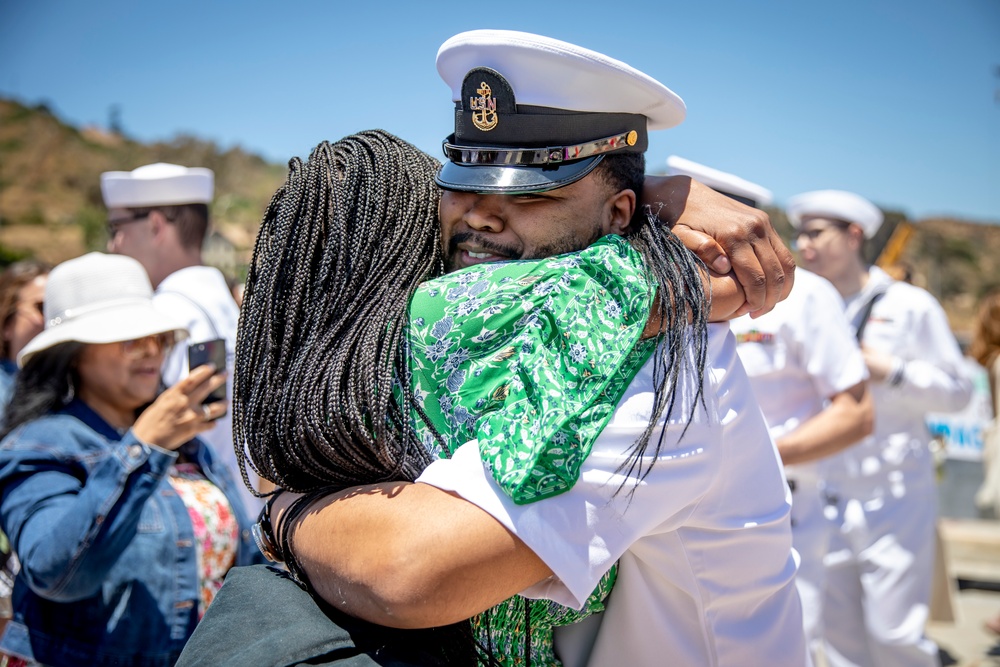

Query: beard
left=444, top=222, right=605, bottom=273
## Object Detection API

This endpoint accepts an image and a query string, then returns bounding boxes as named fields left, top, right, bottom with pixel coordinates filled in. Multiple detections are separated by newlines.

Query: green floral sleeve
left=407, top=234, right=656, bottom=504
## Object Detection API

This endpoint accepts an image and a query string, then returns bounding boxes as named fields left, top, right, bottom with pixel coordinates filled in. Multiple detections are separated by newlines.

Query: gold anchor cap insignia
left=470, top=81, right=499, bottom=132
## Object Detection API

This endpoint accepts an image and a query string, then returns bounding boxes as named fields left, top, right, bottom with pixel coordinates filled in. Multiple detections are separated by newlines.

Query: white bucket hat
left=17, top=253, right=189, bottom=367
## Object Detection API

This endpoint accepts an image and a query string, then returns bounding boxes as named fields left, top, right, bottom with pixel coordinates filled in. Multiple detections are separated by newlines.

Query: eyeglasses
left=792, top=221, right=851, bottom=248
left=120, top=332, right=176, bottom=359
left=106, top=212, right=150, bottom=238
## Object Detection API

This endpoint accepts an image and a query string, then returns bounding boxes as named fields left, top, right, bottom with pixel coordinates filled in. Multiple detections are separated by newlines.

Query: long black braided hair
left=235, top=130, right=443, bottom=493
left=607, top=155, right=709, bottom=490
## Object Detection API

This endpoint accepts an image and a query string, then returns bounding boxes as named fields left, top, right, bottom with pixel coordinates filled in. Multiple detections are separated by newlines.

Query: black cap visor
left=435, top=155, right=603, bottom=194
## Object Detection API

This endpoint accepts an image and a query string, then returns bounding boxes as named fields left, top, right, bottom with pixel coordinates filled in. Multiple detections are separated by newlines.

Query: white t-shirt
left=155, top=265, right=263, bottom=517
left=731, top=269, right=868, bottom=481
left=418, top=324, right=808, bottom=667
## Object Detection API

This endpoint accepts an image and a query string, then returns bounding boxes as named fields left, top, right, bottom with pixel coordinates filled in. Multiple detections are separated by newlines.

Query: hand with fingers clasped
left=132, top=364, right=228, bottom=451
left=642, top=174, right=796, bottom=319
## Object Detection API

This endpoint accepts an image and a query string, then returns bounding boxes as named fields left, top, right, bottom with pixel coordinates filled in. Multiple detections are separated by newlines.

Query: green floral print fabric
left=407, top=234, right=657, bottom=505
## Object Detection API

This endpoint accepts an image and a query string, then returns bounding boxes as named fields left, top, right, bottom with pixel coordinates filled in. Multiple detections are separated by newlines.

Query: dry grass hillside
left=1, top=96, right=998, bottom=335
left=0, top=97, right=286, bottom=271
left=901, top=218, right=1000, bottom=335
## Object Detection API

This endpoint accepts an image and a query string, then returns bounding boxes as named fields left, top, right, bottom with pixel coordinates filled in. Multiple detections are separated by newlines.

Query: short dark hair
left=593, top=152, right=645, bottom=200
left=128, top=203, right=209, bottom=250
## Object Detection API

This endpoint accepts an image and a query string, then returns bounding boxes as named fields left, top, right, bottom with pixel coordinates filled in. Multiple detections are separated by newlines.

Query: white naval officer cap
left=101, top=163, right=214, bottom=208
left=785, top=189, right=883, bottom=238
left=665, top=156, right=773, bottom=208
left=435, top=29, right=686, bottom=194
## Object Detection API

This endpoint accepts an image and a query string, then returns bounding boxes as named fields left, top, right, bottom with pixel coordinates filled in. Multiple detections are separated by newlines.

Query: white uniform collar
left=157, top=265, right=228, bottom=293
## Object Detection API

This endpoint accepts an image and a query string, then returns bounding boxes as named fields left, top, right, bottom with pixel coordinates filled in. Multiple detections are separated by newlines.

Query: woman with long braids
left=223, top=128, right=718, bottom=666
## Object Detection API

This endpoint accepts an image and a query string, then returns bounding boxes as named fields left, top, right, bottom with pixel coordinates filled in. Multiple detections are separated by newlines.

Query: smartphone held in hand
left=187, top=338, right=227, bottom=405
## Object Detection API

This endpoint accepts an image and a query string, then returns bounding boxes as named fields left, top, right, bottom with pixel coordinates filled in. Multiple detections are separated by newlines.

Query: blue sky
left=2, top=0, right=998, bottom=222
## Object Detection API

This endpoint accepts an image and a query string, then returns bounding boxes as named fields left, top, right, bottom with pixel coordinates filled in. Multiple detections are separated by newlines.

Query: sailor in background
left=102, top=164, right=265, bottom=516
left=788, top=189, right=972, bottom=667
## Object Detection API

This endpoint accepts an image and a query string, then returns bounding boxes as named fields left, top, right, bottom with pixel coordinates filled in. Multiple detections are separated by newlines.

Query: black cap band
left=454, top=104, right=648, bottom=154
left=443, top=128, right=641, bottom=167
left=453, top=68, right=647, bottom=159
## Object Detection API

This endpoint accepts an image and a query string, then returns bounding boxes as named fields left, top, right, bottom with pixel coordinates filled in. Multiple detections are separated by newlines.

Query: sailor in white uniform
left=788, top=189, right=973, bottom=667
left=102, top=164, right=264, bottom=516
left=665, top=158, right=873, bottom=661
left=414, top=32, right=809, bottom=667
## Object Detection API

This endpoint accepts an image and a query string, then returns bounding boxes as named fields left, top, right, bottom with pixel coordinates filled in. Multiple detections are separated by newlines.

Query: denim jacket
left=0, top=358, right=17, bottom=416
left=0, top=399, right=264, bottom=666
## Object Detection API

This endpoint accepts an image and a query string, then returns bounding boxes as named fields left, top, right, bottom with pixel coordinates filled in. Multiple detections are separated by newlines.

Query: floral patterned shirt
left=169, top=462, right=239, bottom=619
left=407, top=234, right=657, bottom=504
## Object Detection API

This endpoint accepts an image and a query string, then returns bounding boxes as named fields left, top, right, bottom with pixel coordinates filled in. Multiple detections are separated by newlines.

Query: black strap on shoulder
left=854, top=290, right=886, bottom=343
left=158, top=289, right=222, bottom=340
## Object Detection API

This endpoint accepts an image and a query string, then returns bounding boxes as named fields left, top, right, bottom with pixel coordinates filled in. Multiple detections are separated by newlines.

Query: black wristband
left=251, top=493, right=283, bottom=563
left=275, top=487, right=339, bottom=589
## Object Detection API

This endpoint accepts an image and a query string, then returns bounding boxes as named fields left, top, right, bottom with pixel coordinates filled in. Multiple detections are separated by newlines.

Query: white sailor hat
left=435, top=30, right=686, bottom=194
left=786, top=189, right=883, bottom=238
left=665, top=156, right=773, bottom=208
left=101, top=163, right=214, bottom=208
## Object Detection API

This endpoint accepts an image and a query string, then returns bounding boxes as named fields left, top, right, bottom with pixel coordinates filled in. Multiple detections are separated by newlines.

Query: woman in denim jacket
left=0, top=253, right=262, bottom=667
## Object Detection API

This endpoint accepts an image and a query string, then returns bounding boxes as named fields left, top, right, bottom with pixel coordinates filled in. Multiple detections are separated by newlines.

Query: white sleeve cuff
left=417, top=441, right=598, bottom=610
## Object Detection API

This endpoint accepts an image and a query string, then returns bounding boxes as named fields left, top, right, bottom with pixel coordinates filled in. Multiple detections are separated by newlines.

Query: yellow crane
left=876, top=220, right=914, bottom=270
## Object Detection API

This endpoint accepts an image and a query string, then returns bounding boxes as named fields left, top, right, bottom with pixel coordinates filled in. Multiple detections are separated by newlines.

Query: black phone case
left=188, top=338, right=227, bottom=404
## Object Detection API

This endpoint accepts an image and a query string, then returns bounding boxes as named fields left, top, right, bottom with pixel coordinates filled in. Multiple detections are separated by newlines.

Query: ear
left=147, top=210, right=169, bottom=242
left=604, top=188, right=637, bottom=235
left=847, top=224, right=866, bottom=252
